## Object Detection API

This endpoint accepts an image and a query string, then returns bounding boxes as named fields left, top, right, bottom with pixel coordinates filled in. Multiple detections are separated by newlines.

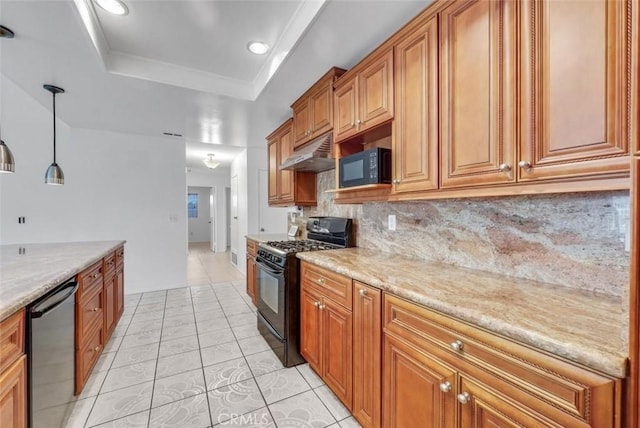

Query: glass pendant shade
left=43, top=84, right=65, bottom=185
left=45, top=162, right=64, bottom=185
left=0, top=139, right=15, bottom=173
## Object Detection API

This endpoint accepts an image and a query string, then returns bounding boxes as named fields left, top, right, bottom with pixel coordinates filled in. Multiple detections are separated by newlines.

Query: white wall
left=187, top=186, right=211, bottom=243
left=186, top=168, right=230, bottom=252
left=230, top=149, right=248, bottom=275
left=0, top=75, right=187, bottom=294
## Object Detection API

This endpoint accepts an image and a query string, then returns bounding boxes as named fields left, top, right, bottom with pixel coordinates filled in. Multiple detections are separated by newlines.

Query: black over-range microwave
left=338, top=147, right=392, bottom=188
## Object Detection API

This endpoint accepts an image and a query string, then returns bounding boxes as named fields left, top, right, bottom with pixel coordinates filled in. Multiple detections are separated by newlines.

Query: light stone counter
left=297, top=247, right=627, bottom=378
left=0, top=241, right=125, bottom=321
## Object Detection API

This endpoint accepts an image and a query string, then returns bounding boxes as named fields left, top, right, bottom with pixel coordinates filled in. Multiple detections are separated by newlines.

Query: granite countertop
left=0, top=241, right=125, bottom=321
left=297, top=248, right=627, bottom=378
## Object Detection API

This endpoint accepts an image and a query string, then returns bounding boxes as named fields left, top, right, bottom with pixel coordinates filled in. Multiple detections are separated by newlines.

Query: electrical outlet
left=388, top=214, right=396, bottom=231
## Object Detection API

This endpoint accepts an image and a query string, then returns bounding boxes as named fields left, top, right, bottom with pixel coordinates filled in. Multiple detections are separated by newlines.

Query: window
left=187, top=193, right=198, bottom=218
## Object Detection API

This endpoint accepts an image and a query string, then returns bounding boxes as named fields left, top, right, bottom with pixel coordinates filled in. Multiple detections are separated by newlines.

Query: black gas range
left=255, top=217, right=353, bottom=367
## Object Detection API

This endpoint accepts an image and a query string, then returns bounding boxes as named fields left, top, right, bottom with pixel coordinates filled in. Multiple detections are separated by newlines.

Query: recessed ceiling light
left=94, top=0, right=129, bottom=16
left=247, top=41, right=269, bottom=55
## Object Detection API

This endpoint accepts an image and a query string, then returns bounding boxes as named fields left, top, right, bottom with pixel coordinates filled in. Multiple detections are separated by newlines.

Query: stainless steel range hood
left=280, top=132, right=334, bottom=173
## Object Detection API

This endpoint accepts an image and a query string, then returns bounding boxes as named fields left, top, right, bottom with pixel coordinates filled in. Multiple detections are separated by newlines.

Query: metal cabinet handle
left=439, top=381, right=452, bottom=393
left=91, top=346, right=100, bottom=353
left=393, top=179, right=400, bottom=184
left=359, top=289, right=368, bottom=297
left=499, top=163, right=511, bottom=172
left=450, top=340, right=464, bottom=352
left=316, top=278, right=325, bottom=285
left=518, top=160, right=532, bottom=169
left=350, top=122, right=355, bottom=128
left=356, top=119, right=362, bottom=125
left=319, top=304, right=325, bottom=310
left=91, top=307, right=99, bottom=312
left=457, top=392, right=470, bottom=404
left=314, top=301, right=320, bottom=308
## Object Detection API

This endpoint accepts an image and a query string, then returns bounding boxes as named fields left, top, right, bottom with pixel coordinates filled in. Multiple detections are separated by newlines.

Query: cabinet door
left=293, top=100, right=311, bottom=148
left=267, top=140, right=279, bottom=203
left=383, top=333, right=456, bottom=428
left=278, top=126, right=294, bottom=203
left=246, top=256, right=257, bottom=304
left=519, top=0, right=630, bottom=181
left=393, top=16, right=439, bottom=193
left=353, top=282, right=381, bottom=428
left=310, top=84, right=333, bottom=138
left=458, top=376, right=556, bottom=427
left=440, top=0, right=516, bottom=188
left=322, top=297, right=353, bottom=409
left=104, top=276, right=115, bottom=339
left=0, top=356, right=26, bottom=428
left=115, top=267, right=124, bottom=322
left=334, top=78, right=359, bottom=142
left=300, top=287, right=323, bottom=374
left=75, top=322, right=104, bottom=394
left=359, top=49, right=394, bottom=130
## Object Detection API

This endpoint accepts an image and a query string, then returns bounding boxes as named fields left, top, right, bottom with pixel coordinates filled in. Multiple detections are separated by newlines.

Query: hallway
left=187, top=242, right=244, bottom=285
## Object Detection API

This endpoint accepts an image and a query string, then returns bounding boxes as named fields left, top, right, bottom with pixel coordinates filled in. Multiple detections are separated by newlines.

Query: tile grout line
left=191, top=283, right=215, bottom=428
left=146, top=290, right=168, bottom=428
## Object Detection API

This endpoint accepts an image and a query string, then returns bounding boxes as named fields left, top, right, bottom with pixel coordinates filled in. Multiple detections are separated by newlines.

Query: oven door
left=255, top=257, right=286, bottom=336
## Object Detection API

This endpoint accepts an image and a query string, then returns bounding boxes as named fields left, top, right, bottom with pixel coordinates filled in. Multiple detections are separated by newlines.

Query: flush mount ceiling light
left=247, top=41, right=269, bottom=55
left=203, top=154, right=220, bottom=169
left=94, top=0, right=129, bottom=16
left=44, top=85, right=65, bottom=186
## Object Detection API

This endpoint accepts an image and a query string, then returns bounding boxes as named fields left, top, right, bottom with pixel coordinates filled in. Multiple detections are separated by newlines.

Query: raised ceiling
left=74, top=0, right=326, bottom=100
left=0, top=0, right=431, bottom=170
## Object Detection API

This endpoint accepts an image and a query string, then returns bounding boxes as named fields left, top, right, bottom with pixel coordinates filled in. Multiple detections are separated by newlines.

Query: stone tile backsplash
left=298, top=171, right=630, bottom=297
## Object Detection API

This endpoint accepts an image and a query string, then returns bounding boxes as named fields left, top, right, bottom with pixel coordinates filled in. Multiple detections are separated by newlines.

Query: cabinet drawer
left=104, top=251, right=116, bottom=277
left=383, top=294, right=617, bottom=424
left=76, top=323, right=104, bottom=394
left=247, top=240, right=257, bottom=258
left=0, top=309, right=25, bottom=373
left=301, top=262, right=352, bottom=309
left=115, top=246, right=124, bottom=268
left=78, top=261, right=103, bottom=301
left=77, top=287, right=104, bottom=344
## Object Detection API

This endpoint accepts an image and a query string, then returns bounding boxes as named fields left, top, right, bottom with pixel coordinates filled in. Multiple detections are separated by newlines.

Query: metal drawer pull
left=518, top=160, right=532, bottom=169
left=359, top=289, right=368, bottom=297
left=314, top=302, right=320, bottom=308
left=316, top=278, right=325, bottom=285
left=91, top=346, right=100, bottom=353
left=439, top=381, right=452, bottom=393
left=91, top=307, right=99, bottom=312
left=499, top=163, right=511, bottom=172
left=450, top=340, right=464, bottom=352
left=319, top=304, right=325, bottom=310
left=457, top=392, right=470, bottom=404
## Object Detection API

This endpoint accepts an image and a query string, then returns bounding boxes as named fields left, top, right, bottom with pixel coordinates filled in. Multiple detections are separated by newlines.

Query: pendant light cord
left=52, top=92, right=57, bottom=163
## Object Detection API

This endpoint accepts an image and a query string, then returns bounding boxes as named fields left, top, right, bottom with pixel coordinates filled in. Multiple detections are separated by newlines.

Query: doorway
left=187, top=185, right=218, bottom=260
left=230, top=175, right=239, bottom=266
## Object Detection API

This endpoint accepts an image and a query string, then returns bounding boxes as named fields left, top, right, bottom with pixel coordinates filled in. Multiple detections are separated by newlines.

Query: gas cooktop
left=262, top=239, right=342, bottom=254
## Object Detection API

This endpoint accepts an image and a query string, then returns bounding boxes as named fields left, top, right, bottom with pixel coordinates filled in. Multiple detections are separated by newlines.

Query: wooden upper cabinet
left=334, top=79, right=359, bottom=141
left=393, top=15, right=439, bottom=193
left=518, top=0, right=631, bottom=181
left=334, top=50, right=394, bottom=143
left=292, top=67, right=346, bottom=149
left=440, top=0, right=516, bottom=188
left=267, top=139, right=279, bottom=203
left=383, top=332, right=456, bottom=428
left=278, top=126, right=294, bottom=203
left=359, top=49, right=394, bottom=130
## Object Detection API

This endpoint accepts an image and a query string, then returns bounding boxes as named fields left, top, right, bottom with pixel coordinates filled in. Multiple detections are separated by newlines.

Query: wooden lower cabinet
left=352, top=282, right=382, bottom=428
left=0, top=356, right=26, bottom=428
left=383, top=332, right=456, bottom=428
left=75, top=247, right=125, bottom=394
left=300, top=263, right=353, bottom=409
left=0, top=310, right=26, bottom=428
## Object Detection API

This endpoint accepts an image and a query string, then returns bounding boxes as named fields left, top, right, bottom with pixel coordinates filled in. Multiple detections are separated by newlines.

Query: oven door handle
left=258, top=312, right=284, bottom=341
left=256, top=260, right=285, bottom=277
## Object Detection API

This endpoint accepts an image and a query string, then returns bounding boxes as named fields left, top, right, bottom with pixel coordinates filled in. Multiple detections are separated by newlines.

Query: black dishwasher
left=27, top=278, right=78, bottom=428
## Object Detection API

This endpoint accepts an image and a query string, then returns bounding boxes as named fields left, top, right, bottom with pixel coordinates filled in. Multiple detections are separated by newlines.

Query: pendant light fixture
left=44, top=84, right=65, bottom=185
left=0, top=25, right=16, bottom=173
left=203, top=153, right=219, bottom=169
